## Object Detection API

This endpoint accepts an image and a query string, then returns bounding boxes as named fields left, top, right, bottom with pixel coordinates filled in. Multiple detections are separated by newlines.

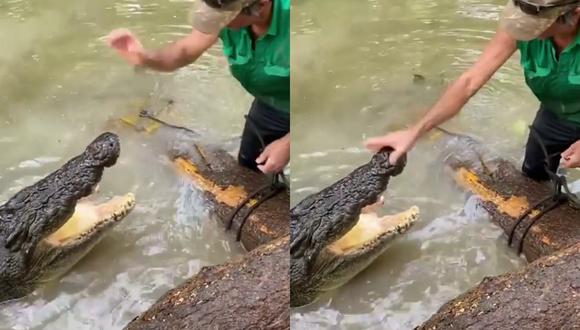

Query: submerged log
left=115, top=113, right=289, bottom=251
left=451, top=159, right=580, bottom=262
left=125, top=236, right=290, bottom=330
left=434, top=128, right=580, bottom=262
left=417, top=130, right=580, bottom=329
left=113, top=112, right=290, bottom=329
left=416, top=242, right=580, bottom=329
left=172, top=148, right=289, bottom=252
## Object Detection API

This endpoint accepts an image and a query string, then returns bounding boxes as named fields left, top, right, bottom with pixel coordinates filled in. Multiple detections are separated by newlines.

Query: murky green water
left=0, top=0, right=252, bottom=329
left=291, top=0, right=531, bottom=328
left=1, top=0, right=572, bottom=329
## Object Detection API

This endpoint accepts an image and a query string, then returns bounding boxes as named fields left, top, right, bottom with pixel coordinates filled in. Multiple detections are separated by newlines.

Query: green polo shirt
left=517, top=34, right=580, bottom=125
left=218, top=0, right=290, bottom=114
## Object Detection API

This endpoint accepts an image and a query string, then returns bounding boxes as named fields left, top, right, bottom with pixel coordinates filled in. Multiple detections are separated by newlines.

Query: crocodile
left=0, top=132, right=135, bottom=303
left=290, top=148, right=419, bottom=307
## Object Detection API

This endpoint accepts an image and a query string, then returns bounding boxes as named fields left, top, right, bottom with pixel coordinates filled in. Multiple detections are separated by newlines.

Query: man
left=107, top=0, right=290, bottom=174
left=365, top=0, right=580, bottom=181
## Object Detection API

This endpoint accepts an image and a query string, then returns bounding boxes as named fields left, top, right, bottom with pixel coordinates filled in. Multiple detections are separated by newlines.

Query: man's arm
left=412, top=27, right=518, bottom=136
left=365, top=27, right=518, bottom=163
left=108, top=28, right=219, bottom=72
left=140, top=29, right=219, bottom=72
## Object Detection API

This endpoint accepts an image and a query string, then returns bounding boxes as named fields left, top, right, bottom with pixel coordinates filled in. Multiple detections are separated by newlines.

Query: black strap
left=225, top=114, right=288, bottom=242
left=507, top=125, right=580, bottom=254
left=226, top=175, right=286, bottom=241
left=139, top=109, right=199, bottom=136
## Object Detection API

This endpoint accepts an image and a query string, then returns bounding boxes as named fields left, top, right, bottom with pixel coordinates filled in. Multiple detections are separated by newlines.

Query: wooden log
left=125, top=236, right=290, bottom=330
left=418, top=130, right=580, bottom=329
left=416, top=242, right=580, bottom=330
left=451, top=159, right=580, bottom=262
left=172, top=147, right=289, bottom=252
left=114, top=114, right=289, bottom=252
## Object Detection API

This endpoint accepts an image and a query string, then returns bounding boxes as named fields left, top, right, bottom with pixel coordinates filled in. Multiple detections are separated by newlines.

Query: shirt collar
left=266, top=0, right=279, bottom=36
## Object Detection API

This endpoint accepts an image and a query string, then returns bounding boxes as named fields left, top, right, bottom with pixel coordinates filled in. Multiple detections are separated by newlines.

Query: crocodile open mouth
left=328, top=196, right=419, bottom=255
left=45, top=193, right=136, bottom=246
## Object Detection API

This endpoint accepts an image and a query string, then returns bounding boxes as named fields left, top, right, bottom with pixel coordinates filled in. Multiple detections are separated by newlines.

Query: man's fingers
left=561, top=158, right=572, bottom=168
left=107, top=28, right=132, bottom=39
left=256, top=153, right=271, bottom=173
left=258, top=162, right=274, bottom=174
left=258, top=158, right=283, bottom=174
left=107, top=30, right=130, bottom=47
left=364, top=137, right=388, bottom=152
left=255, top=152, right=268, bottom=165
left=562, top=148, right=573, bottom=159
left=364, top=135, right=405, bottom=165
left=561, top=154, right=580, bottom=168
left=363, top=137, right=380, bottom=148
left=389, top=149, right=403, bottom=165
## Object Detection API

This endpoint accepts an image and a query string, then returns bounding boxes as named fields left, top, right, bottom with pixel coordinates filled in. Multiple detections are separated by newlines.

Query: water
left=291, top=0, right=531, bottom=328
left=2, top=0, right=574, bottom=329
left=0, top=0, right=253, bottom=329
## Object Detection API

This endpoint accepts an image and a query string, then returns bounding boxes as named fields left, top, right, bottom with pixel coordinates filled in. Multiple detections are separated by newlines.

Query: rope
left=139, top=109, right=199, bottom=136
left=507, top=125, right=580, bottom=254
left=225, top=114, right=287, bottom=242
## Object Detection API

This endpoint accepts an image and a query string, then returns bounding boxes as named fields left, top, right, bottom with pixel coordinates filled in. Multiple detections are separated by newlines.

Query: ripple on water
left=0, top=0, right=33, bottom=21
left=456, top=0, right=503, bottom=20
left=113, top=1, right=160, bottom=17
left=17, top=156, right=61, bottom=169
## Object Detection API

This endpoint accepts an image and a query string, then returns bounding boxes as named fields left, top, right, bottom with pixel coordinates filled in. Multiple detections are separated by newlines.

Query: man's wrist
left=137, top=50, right=153, bottom=68
left=280, top=133, right=290, bottom=145
left=409, top=123, right=424, bottom=140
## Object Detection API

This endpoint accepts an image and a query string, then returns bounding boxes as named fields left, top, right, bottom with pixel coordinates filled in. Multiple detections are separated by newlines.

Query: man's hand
left=256, top=134, right=290, bottom=174
left=106, top=28, right=146, bottom=66
left=561, top=140, right=580, bottom=168
left=363, top=127, right=420, bottom=164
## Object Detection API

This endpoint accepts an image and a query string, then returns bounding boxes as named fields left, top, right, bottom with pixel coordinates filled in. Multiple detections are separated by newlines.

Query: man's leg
left=238, top=99, right=290, bottom=172
left=522, top=106, right=580, bottom=181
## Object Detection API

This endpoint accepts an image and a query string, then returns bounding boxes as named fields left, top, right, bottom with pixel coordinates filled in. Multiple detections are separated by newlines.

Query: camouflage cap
left=499, top=0, right=579, bottom=40
left=191, top=0, right=258, bottom=34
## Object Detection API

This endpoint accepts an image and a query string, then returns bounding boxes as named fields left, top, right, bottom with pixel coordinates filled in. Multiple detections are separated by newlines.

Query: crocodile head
left=0, top=132, right=135, bottom=302
left=290, top=149, right=419, bottom=307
